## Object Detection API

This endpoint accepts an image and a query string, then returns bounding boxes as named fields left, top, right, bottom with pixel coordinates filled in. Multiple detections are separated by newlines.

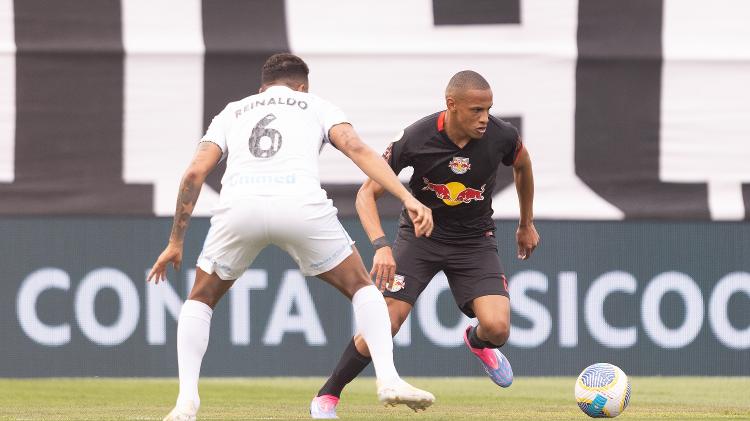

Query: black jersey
left=384, top=111, right=522, bottom=241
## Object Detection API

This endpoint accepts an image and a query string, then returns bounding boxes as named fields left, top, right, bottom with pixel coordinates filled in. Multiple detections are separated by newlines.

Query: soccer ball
left=574, top=363, right=631, bottom=418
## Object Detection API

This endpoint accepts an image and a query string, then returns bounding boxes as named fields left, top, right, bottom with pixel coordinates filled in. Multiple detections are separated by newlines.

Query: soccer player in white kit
left=147, top=53, right=435, bottom=420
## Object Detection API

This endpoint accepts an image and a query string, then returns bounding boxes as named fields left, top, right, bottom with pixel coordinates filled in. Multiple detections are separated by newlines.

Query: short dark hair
left=445, top=70, right=491, bottom=96
left=261, top=53, right=309, bottom=86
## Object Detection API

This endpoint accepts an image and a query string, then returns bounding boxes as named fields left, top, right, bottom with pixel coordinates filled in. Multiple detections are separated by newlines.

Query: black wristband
left=371, top=236, right=391, bottom=250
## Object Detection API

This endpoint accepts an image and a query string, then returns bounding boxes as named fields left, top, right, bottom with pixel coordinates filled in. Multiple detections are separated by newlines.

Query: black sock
left=467, top=325, right=499, bottom=349
left=317, top=338, right=372, bottom=398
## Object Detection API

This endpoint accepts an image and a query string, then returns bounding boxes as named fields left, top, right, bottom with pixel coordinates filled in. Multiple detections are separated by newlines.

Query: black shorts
left=383, top=228, right=509, bottom=318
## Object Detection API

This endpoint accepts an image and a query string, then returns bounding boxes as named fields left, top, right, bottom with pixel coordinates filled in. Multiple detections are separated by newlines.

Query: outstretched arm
left=356, top=178, right=388, bottom=243
left=513, top=147, right=540, bottom=260
left=147, top=142, right=223, bottom=283
left=356, top=178, right=396, bottom=290
left=329, top=123, right=433, bottom=238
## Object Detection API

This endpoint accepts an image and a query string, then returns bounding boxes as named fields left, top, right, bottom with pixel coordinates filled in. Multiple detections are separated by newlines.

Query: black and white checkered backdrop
left=1, top=0, right=749, bottom=219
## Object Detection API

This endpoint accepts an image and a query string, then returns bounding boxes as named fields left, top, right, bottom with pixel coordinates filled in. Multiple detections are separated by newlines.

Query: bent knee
left=388, top=311, right=409, bottom=336
left=348, top=278, right=376, bottom=298
left=390, top=318, right=406, bottom=336
left=187, top=292, right=220, bottom=309
left=483, top=321, right=510, bottom=346
left=386, top=300, right=411, bottom=336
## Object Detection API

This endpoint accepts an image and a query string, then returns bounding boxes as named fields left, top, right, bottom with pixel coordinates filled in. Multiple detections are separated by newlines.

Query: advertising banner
left=2, top=218, right=748, bottom=377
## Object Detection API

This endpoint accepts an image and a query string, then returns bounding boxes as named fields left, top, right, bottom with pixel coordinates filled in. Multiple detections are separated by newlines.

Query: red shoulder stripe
left=437, top=111, right=446, bottom=132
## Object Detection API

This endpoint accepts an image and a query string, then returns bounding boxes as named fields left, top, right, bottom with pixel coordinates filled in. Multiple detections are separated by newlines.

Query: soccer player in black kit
left=310, top=70, right=539, bottom=419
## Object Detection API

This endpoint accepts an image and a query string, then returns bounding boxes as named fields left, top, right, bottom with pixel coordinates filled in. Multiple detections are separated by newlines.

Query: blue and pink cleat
left=463, top=326, right=513, bottom=388
left=310, top=394, right=339, bottom=419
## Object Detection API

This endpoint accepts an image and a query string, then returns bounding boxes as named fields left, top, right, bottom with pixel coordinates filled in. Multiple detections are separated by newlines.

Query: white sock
left=351, top=285, right=400, bottom=385
left=176, top=299, right=213, bottom=409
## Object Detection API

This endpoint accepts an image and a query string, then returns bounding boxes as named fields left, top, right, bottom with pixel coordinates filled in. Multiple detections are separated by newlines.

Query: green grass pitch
left=1, top=377, right=748, bottom=420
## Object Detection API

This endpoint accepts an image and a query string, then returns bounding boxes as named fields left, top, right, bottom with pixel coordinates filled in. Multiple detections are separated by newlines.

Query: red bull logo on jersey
left=422, top=177, right=486, bottom=206
left=449, top=157, right=471, bottom=174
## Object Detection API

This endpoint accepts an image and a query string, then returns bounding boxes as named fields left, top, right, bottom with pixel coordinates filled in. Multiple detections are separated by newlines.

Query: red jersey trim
left=437, top=111, right=446, bottom=132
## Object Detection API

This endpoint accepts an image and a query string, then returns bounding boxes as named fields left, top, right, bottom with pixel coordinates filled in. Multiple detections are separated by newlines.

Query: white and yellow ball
left=574, top=363, right=631, bottom=418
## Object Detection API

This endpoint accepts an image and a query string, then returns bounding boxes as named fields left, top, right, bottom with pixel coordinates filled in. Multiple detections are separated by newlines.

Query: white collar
left=263, top=85, right=295, bottom=93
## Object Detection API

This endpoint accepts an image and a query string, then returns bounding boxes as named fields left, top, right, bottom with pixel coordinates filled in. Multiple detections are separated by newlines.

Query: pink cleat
left=463, top=326, right=513, bottom=388
left=310, top=394, right=339, bottom=419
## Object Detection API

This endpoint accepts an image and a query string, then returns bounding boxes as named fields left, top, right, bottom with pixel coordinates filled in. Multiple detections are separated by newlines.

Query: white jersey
left=201, top=85, right=348, bottom=204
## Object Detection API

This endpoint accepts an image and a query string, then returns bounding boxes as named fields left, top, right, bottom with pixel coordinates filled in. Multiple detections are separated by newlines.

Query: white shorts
left=197, top=196, right=354, bottom=280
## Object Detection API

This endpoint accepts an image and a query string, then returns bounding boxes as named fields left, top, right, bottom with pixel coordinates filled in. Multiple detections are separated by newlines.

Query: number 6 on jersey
left=249, top=113, right=282, bottom=158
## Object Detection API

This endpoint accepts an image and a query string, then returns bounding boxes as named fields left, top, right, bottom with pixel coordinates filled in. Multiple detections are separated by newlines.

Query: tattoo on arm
left=167, top=142, right=219, bottom=243
left=169, top=177, right=201, bottom=243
